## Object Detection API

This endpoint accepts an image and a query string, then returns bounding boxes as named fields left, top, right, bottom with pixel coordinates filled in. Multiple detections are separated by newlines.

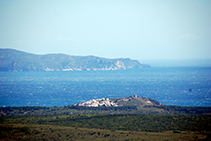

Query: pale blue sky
left=0, top=0, right=211, bottom=60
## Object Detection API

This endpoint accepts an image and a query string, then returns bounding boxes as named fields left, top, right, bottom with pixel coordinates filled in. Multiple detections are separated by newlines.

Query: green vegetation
left=1, top=105, right=211, bottom=116
left=1, top=123, right=209, bottom=141
left=1, top=114, right=211, bottom=140
left=2, top=114, right=211, bottom=132
left=1, top=97, right=211, bottom=140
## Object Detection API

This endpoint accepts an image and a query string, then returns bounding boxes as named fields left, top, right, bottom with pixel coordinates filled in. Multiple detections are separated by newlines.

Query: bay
left=0, top=67, right=211, bottom=107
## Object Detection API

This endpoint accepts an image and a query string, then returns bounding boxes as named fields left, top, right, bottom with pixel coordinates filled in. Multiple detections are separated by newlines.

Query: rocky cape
left=0, top=49, right=150, bottom=71
left=74, top=95, right=163, bottom=107
left=1, top=96, right=211, bottom=116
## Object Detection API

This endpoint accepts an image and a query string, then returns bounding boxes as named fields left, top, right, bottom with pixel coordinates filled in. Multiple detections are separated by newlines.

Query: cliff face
left=0, top=49, right=150, bottom=71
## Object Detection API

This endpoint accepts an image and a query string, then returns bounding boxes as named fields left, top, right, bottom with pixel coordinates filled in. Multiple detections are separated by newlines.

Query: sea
left=0, top=65, right=211, bottom=107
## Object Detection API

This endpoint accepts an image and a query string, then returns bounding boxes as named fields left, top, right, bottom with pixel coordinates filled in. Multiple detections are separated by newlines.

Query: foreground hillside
left=1, top=96, right=211, bottom=140
left=1, top=114, right=211, bottom=140
left=0, top=48, right=150, bottom=71
left=0, top=124, right=209, bottom=141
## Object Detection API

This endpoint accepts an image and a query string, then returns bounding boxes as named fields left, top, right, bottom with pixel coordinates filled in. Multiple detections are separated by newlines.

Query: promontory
left=0, top=48, right=150, bottom=71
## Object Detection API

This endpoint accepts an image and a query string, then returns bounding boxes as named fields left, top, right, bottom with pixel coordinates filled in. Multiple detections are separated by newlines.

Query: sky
left=0, top=0, right=211, bottom=60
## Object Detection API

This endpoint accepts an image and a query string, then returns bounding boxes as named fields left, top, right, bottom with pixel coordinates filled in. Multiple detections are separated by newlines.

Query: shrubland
left=1, top=97, right=211, bottom=140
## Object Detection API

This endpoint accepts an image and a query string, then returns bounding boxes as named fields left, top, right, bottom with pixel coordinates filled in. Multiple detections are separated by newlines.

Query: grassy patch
left=0, top=123, right=209, bottom=141
left=1, top=114, right=211, bottom=132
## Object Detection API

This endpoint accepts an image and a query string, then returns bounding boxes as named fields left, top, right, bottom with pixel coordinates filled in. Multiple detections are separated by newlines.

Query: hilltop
left=74, top=95, right=163, bottom=107
left=2, top=95, right=211, bottom=117
left=0, top=48, right=150, bottom=71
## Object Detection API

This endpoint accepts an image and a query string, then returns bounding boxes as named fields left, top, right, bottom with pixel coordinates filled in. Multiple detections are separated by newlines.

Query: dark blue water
left=0, top=67, right=211, bottom=107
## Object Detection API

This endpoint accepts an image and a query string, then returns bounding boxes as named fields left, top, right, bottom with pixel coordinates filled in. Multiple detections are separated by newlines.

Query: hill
left=1, top=96, right=211, bottom=116
left=0, top=48, right=150, bottom=71
left=74, top=95, right=163, bottom=107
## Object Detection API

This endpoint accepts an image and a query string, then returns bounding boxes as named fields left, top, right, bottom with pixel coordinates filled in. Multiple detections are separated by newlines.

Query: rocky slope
left=74, top=95, right=163, bottom=107
left=0, top=49, right=150, bottom=71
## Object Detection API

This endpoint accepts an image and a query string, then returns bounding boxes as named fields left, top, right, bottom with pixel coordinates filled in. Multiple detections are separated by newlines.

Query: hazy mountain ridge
left=0, top=49, right=150, bottom=71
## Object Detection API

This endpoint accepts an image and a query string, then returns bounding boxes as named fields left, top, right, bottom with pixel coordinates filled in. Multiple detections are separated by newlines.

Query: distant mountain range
left=0, top=49, right=150, bottom=71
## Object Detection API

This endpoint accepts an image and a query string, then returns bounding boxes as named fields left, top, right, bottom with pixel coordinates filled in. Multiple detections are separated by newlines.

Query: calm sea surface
left=0, top=67, right=211, bottom=107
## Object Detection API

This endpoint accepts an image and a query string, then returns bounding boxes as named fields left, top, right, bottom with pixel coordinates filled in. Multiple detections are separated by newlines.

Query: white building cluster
left=75, top=98, right=118, bottom=107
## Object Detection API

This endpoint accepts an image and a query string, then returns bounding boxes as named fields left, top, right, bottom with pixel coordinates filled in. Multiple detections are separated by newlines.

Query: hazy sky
left=0, top=0, right=211, bottom=60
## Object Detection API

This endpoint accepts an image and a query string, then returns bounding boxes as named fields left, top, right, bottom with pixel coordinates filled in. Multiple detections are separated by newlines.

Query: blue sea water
left=0, top=67, right=211, bottom=107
